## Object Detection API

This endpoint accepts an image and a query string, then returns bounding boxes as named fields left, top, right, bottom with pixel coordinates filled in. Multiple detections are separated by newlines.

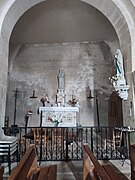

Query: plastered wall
left=6, top=41, right=116, bottom=127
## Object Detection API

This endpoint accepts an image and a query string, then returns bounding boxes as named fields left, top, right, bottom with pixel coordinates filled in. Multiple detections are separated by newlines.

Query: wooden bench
left=83, top=144, right=128, bottom=180
left=9, top=144, right=57, bottom=180
left=0, top=166, right=4, bottom=179
left=130, top=144, right=135, bottom=180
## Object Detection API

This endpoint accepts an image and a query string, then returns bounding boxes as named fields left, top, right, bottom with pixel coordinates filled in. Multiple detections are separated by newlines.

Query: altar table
left=39, top=107, right=79, bottom=127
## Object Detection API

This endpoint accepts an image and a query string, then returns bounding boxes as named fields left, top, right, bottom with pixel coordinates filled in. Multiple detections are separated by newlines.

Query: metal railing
left=3, top=126, right=130, bottom=162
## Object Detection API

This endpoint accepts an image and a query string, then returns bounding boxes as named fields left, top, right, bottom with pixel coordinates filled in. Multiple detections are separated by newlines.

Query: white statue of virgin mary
left=114, top=49, right=125, bottom=81
left=113, top=49, right=129, bottom=100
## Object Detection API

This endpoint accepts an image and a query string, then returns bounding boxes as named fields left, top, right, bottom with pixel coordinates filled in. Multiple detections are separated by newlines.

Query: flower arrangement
left=109, top=74, right=118, bottom=84
left=48, top=114, right=62, bottom=127
left=69, top=98, right=77, bottom=106
left=69, top=95, right=77, bottom=106
left=40, top=95, right=49, bottom=106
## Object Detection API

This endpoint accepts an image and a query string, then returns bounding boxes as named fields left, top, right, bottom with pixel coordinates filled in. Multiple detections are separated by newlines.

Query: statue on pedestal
left=57, top=68, right=65, bottom=90
left=56, top=68, right=65, bottom=106
left=114, top=49, right=125, bottom=83
left=110, top=49, right=130, bottom=100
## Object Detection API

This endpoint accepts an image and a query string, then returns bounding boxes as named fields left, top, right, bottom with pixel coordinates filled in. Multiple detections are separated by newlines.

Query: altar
left=39, top=107, right=79, bottom=127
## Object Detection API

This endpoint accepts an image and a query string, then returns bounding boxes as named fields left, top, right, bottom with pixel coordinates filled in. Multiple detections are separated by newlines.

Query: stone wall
left=6, top=41, right=116, bottom=127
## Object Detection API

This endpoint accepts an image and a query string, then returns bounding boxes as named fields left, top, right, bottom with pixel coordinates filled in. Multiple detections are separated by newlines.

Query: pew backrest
left=130, top=144, right=135, bottom=180
left=9, top=144, right=37, bottom=180
left=83, top=144, right=111, bottom=180
left=9, top=144, right=57, bottom=180
left=0, top=166, right=4, bottom=180
left=83, top=144, right=128, bottom=180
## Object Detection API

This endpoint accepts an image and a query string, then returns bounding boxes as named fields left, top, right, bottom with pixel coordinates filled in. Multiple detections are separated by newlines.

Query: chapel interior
left=7, top=0, right=119, bottom=127
left=0, top=0, right=135, bottom=179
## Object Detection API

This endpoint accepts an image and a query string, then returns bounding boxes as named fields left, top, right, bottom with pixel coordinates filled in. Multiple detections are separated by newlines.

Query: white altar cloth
left=39, top=107, right=79, bottom=127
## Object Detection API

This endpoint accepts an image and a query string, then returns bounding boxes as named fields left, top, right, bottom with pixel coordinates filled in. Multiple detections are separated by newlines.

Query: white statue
left=57, top=68, right=65, bottom=90
left=114, top=49, right=125, bottom=80
left=112, top=49, right=130, bottom=100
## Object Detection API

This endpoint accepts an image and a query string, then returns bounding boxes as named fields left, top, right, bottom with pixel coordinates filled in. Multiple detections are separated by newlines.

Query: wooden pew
left=130, top=144, right=135, bottom=180
left=8, top=144, right=57, bottom=180
left=0, top=166, right=4, bottom=180
left=83, top=144, right=128, bottom=180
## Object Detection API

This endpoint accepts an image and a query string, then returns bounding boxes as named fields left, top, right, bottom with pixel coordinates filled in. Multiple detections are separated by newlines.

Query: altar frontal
left=39, top=107, right=79, bottom=127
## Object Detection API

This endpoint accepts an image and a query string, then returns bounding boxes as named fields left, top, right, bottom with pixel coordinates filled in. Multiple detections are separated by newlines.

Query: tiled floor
left=2, top=159, right=131, bottom=180
left=41, top=159, right=131, bottom=180
left=41, top=161, right=83, bottom=180
left=109, top=159, right=131, bottom=179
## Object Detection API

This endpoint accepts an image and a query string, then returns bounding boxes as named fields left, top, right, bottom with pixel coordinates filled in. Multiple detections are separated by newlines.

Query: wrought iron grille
left=3, top=126, right=130, bottom=162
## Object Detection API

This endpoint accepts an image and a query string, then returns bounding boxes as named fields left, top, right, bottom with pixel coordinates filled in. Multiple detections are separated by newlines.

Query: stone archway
left=0, top=0, right=134, bottom=130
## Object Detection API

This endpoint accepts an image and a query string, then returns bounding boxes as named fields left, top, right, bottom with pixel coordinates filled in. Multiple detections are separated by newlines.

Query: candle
left=89, top=90, right=92, bottom=97
left=33, top=90, right=35, bottom=96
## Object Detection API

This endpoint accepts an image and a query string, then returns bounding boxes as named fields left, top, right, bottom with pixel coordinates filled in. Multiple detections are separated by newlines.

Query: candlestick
left=30, top=90, right=37, bottom=98
left=87, top=89, right=94, bottom=99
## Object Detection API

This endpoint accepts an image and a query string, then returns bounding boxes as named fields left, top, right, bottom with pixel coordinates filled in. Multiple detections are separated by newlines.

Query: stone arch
left=0, top=0, right=134, bottom=128
left=82, top=0, right=134, bottom=70
left=1, top=0, right=134, bottom=59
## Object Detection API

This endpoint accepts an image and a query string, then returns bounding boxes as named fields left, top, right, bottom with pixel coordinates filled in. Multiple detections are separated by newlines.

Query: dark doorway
left=108, top=91, right=123, bottom=127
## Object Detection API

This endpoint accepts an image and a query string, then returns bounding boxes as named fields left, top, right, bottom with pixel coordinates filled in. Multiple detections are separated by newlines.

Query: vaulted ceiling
left=10, top=0, right=118, bottom=45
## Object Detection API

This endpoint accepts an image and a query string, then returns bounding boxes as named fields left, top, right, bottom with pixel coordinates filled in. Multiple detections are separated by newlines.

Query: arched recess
left=0, top=0, right=134, bottom=129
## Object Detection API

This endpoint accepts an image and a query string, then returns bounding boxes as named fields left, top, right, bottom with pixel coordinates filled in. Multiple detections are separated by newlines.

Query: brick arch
left=0, top=0, right=134, bottom=127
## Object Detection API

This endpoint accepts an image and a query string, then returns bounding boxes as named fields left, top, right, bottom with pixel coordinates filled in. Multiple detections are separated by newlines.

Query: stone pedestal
left=56, top=89, right=65, bottom=107
left=113, top=79, right=130, bottom=100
